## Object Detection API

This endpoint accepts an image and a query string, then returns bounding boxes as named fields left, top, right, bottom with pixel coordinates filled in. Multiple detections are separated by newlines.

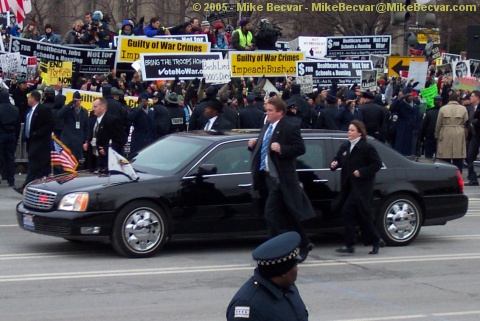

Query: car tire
left=376, top=194, right=422, bottom=246
left=112, top=201, right=169, bottom=258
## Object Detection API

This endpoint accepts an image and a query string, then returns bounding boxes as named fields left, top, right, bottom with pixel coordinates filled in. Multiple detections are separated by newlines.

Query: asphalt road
left=1, top=175, right=480, bottom=321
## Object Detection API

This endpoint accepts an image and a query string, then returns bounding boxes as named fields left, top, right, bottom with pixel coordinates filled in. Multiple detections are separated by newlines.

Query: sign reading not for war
left=296, top=60, right=373, bottom=86
left=115, top=36, right=211, bottom=64
left=141, top=52, right=221, bottom=81
left=230, top=51, right=305, bottom=77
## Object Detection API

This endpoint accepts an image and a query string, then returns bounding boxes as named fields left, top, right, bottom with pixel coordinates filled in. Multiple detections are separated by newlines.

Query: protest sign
left=9, top=37, right=115, bottom=73
left=141, top=52, right=221, bottom=81
left=115, top=36, right=211, bottom=64
left=361, top=70, right=377, bottom=92
left=370, top=55, right=386, bottom=74
left=470, top=59, right=480, bottom=79
left=112, top=34, right=208, bottom=48
left=25, top=56, right=37, bottom=81
left=288, top=37, right=327, bottom=58
left=326, top=35, right=391, bottom=57
left=42, top=61, right=72, bottom=86
left=0, top=52, right=21, bottom=78
left=407, top=61, right=429, bottom=90
left=295, top=75, right=313, bottom=94
left=420, top=84, right=438, bottom=108
left=436, top=63, right=452, bottom=78
left=452, top=77, right=480, bottom=92
left=230, top=51, right=305, bottom=77
left=453, top=60, right=470, bottom=80
left=202, top=59, right=231, bottom=84
left=62, top=88, right=150, bottom=111
left=297, top=60, right=373, bottom=86
left=441, top=53, right=461, bottom=65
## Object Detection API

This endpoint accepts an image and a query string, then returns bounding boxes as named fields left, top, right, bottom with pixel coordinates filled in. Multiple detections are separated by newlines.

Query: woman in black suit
left=330, top=120, right=385, bottom=254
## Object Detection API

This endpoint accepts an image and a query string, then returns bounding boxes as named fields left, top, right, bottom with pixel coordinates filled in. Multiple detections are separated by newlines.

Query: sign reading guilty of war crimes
left=9, top=37, right=115, bottom=73
left=296, top=60, right=373, bottom=86
left=112, top=34, right=208, bottom=48
left=325, top=36, right=391, bottom=57
left=230, top=51, right=305, bottom=77
left=115, top=36, right=211, bottom=64
left=141, top=52, right=221, bottom=81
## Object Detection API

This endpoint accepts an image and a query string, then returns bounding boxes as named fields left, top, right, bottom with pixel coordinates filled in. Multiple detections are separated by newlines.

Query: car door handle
left=238, top=183, right=252, bottom=189
left=313, top=179, right=329, bottom=183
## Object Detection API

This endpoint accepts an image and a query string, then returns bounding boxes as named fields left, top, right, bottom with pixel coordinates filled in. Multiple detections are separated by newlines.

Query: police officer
left=164, top=92, right=186, bottom=133
left=226, top=232, right=309, bottom=321
left=0, top=88, right=21, bottom=187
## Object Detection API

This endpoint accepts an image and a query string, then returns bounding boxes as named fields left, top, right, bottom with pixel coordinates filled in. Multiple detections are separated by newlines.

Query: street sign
left=388, top=56, right=426, bottom=77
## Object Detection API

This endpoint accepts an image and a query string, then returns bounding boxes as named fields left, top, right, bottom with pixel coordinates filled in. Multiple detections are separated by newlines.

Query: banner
left=42, top=61, right=72, bottom=86
left=202, top=59, right=231, bottom=84
left=452, top=77, right=480, bottom=92
left=230, top=51, right=305, bottom=77
left=113, top=34, right=208, bottom=48
left=141, top=52, right=221, bottom=81
left=115, top=36, right=211, bottom=64
left=326, top=35, right=391, bottom=57
left=296, top=60, right=373, bottom=86
left=361, top=70, right=377, bottom=92
left=9, top=37, right=115, bottom=73
left=0, top=52, right=21, bottom=78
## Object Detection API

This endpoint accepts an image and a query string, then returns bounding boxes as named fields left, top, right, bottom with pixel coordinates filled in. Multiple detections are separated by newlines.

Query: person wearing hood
left=120, top=19, right=134, bottom=36
left=0, top=88, right=21, bottom=187
left=64, top=20, right=84, bottom=44
left=39, top=23, right=63, bottom=45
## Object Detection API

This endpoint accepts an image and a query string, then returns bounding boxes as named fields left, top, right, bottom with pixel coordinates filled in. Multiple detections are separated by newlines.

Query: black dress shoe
left=369, top=239, right=386, bottom=255
left=298, top=243, right=314, bottom=263
left=465, top=181, right=479, bottom=186
left=13, top=187, right=24, bottom=195
left=336, top=245, right=355, bottom=254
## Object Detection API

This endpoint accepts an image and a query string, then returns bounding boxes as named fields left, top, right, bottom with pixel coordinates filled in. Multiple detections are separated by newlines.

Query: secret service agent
left=226, top=232, right=309, bottom=320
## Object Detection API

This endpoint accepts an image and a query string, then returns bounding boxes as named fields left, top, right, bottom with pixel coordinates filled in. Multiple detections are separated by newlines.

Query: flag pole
left=107, top=140, right=112, bottom=186
left=50, top=132, right=55, bottom=176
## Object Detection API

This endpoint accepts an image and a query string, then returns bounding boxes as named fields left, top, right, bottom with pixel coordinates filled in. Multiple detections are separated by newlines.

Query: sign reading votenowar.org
left=326, top=35, right=391, bottom=57
left=230, top=51, right=305, bottom=77
left=115, top=36, right=211, bottom=64
left=141, top=53, right=221, bottom=81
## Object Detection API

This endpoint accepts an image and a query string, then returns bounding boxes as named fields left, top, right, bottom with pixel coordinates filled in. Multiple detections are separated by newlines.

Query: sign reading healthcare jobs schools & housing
left=230, top=51, right=305, bottom=77
left=326, top=35, right=391, bottom=57
left=297, top=60, right=373, bottom=86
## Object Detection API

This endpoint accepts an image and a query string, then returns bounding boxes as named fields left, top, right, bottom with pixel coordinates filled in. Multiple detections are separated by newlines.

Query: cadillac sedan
left=16, top=130, right=468, bottom=258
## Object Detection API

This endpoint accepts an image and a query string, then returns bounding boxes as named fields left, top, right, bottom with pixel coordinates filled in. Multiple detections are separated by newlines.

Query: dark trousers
left=439, top=158, right=463, bottom=173
left=424, top=137, right=436, bottom=159
left=341, top=192, right=381, bottom=247
left=0, top=133, right=16, bottom=185
left=263, top=174, right=310, bottom=247
left=467, top=136, right=479, bottom=182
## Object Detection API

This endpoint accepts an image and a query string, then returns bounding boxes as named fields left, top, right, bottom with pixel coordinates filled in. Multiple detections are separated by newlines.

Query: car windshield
left=130, top=135, right=209, bottom=175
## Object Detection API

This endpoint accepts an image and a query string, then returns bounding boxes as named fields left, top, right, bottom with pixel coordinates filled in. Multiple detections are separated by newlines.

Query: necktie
left=259, top=124, right=273, bottom=171
left=25, top=108, right=33, bottom=138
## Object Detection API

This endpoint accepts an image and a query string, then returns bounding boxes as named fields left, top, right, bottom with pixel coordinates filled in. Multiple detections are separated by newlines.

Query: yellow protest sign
left=43, top=61, right=72, bottom=86
left=62, top=88, right=153, bottom=111
left=230, top=51, right=305, bottom=77
left=115, top=36, right=211, bottom=63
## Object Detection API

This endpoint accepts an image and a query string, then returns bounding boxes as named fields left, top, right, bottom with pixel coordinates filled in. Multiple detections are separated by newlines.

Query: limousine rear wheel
left=112, top=201, right=168, bottom=258
left=377, top=194, right=422, bottom=246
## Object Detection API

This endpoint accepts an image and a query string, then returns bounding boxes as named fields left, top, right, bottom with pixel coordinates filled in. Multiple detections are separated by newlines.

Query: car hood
left=26, top=171, right=160, bottom=194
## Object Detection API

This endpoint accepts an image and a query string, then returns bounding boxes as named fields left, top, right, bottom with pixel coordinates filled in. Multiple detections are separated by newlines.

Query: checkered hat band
left=257, top=247, right=300, bottom=266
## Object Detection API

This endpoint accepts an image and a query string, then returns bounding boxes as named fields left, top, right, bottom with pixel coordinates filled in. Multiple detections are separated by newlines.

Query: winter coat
left=435, top=101, right=468, bottom=159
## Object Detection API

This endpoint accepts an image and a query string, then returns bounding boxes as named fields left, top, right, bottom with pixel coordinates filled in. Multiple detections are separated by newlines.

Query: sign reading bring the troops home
left=9, top=37, right=115, bottom=74
left=141, top=52, right=221, bottom=81
left=230, top=51, right=305, bottom=77
left=325, top=35, right=391, bottom=57
left=115, top=36, right=211, bottom=64
left=296, top=60, right=373, bottom=86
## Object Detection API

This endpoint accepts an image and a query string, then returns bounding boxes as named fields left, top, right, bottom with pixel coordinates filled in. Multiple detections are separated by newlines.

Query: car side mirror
left=197, top=164, right=217, bottom=176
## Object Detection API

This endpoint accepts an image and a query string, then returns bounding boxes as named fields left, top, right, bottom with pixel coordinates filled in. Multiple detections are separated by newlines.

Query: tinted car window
left=297, top=139, right=326, bottom=169
left=191, top=140, right=251, bottom=174
left=130, top=135, right=209, bottom=174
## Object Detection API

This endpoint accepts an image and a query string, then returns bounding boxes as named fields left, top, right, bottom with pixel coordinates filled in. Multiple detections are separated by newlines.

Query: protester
left=64, top=20, right=84, bottom=44
left=231, top=18, right=255, bottom=51
left=39, top=23, right=63, bottom=44
left=144, top=17, right=171, bottom=37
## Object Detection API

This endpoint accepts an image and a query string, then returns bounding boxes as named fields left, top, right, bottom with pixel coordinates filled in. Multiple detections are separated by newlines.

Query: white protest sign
left=361, top=70, right=377, bottom=92
left=407, top=61, right=429, bottom=89
left=202, top=59, right=230, bottom=84
left=296, top=75, right=313, bottom=94
left=0, top=52, right=21, bottom=78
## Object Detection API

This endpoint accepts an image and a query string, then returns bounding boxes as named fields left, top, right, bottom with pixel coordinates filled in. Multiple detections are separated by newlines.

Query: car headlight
left=58, top=193, right=89, bottom=211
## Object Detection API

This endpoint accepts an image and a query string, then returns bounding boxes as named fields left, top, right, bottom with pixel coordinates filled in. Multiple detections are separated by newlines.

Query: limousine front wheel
left=377, top=194, right=422, bottom=246
left=112, top=201, right=169, bottom=258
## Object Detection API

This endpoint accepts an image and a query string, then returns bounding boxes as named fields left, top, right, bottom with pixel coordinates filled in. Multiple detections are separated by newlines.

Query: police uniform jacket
left=58, top=103, right=89, bottom=160
left=226, top=269, right=308, bottom=321
left=127, top=105, right=156, bottom=154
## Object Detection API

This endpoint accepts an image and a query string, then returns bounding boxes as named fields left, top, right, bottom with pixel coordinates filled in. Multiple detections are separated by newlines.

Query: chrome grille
left=24, top=188, right=57, bottom=210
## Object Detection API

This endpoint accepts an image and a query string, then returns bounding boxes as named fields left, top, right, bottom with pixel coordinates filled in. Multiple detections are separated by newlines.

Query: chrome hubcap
left=123, top=209, right=162, bottom=252
left=385, top=200, right=418, bottom=241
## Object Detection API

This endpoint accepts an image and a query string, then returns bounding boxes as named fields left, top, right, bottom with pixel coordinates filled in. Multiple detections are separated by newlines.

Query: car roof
left=175, top=129, right=349, bottom=142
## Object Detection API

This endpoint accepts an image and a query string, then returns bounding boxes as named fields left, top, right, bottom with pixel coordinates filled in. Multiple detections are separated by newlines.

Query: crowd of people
left=1, top=11, right=261, bottom=51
